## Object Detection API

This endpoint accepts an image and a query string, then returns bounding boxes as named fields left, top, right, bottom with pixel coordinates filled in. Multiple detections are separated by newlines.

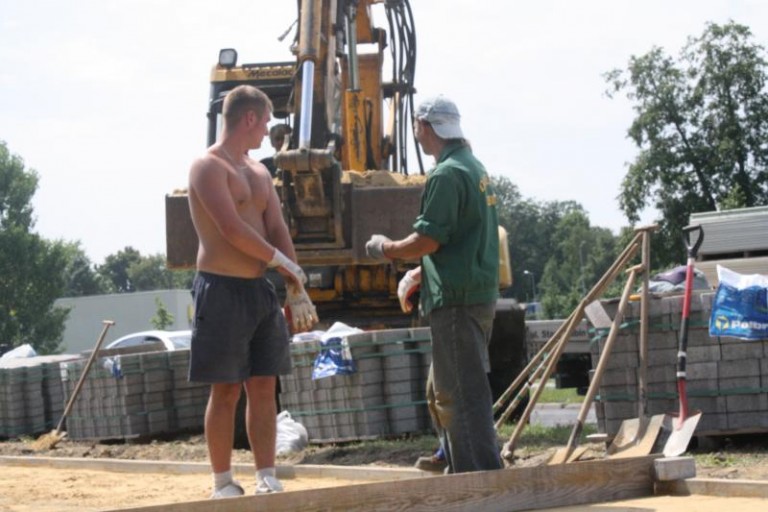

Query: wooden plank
left=101, top=455, right=660, bottom=512
left=659, top=477, right=768, bottom=499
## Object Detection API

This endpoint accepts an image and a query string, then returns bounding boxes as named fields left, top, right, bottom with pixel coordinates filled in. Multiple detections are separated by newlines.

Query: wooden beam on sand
left=104, top=455, right=661, bottom=512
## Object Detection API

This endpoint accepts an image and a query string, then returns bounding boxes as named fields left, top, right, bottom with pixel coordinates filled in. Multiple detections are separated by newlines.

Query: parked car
left=104, top=330, right=192, bottom=352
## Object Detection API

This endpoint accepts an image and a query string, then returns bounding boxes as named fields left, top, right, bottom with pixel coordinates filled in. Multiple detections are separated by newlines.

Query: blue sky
left=1, top=0, right=766, bottom=262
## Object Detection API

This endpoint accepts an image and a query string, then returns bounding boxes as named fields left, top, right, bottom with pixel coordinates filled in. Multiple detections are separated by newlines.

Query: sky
left=1, top=0, right=767, bottom=264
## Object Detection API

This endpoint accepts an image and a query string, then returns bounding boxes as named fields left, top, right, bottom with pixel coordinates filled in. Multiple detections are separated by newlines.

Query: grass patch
left=496, top=422, right=597, bottom=449
left=695, top=452, right=738, bottom=468
left=536, top=386, right=583, bottom=404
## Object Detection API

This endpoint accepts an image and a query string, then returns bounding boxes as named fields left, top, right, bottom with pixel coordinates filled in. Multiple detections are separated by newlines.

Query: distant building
left=55, top=290, right=193, bottom=354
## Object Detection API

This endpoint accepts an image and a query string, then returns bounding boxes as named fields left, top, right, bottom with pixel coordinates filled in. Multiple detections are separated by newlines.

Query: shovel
left=549, top=264, right=642, bottom=464
left=607, top=226, right=666, bottom=458
left=30, top=320, right=115, bottom=450
left=661, top=225, right=704, bottom=457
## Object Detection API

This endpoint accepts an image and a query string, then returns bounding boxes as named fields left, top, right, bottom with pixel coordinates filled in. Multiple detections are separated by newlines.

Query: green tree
left=539, top=212, right=619, bottom=318
left=61, top=242, right=109, bottom=297
left=129, top=253, right=195, bottom=291
left=0, top=142, right=69, bottom=353
left=97, top=249, right=194, bottom=293
left=493, top=176, right=545, bottom=301
left=97, top=246, right=142, bottom=292
left=491, top=175, right=619, bottom=313
left=605, top=21, right=768, bottom=266
left=150, top=297, right=175, bottom=330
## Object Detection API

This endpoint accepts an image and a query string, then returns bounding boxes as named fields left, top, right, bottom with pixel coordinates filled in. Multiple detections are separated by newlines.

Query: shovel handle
left=682, top=225, right=704, bottom=260
left=676, top=226, right=704, bottom=423
left=55, top=320, right=115, bottom=433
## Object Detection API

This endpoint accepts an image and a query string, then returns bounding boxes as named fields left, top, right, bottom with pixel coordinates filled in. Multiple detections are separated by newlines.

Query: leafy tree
left=538, top=211, right=619, bottom=318
left=96, top=248, right=194, bottom=294
left=0, top=142, right=69, bottom=353
left=61, top=242, right=109, bottom=297
left=151, top=297, right=175, bottom=330
left=128, top=253, right=195, bottom=291
left=605, top=21, right=768, bottom=266
left=97, top=246, right=142, bottom=292
left=492, top=175, right=619, bottom=314
left=129, top=254, right=175, bottom=291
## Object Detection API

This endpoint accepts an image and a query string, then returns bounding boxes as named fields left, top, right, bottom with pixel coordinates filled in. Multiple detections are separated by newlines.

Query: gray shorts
left=189, top=271, right=291, bottom=383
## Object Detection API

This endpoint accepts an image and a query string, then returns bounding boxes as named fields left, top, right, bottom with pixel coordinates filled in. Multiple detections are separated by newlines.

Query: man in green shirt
left=365, top=95, right=502, bottom=473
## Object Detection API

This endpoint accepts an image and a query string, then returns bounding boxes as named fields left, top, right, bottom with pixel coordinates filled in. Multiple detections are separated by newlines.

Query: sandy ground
left=0, top=432, right=767, bottom=511
left=544, top=495, right=768, bottom=511
left=0, top=459, right=766, bottom=512
left=0, top=465, right=370, bottom=512
left=0, top=464, right=766, bottom=512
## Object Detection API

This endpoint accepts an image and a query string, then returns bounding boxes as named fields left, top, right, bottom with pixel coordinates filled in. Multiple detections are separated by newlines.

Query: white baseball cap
left=415, top=95, right=464, bottom=139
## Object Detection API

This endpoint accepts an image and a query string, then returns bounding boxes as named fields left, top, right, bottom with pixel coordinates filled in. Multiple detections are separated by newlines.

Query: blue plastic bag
left=709, top=265, right=768, bottom=340
left=312, top=336, right=356, bottom=379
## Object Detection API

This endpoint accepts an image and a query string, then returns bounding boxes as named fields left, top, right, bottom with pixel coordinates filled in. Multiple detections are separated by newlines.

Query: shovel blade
left=607, top=418, right=640, bottom=455
left=548, top=447, right=571, bottom=465
left=607, top=414, right=665, bottom=458
left=661, top=411, right=702, bottom=457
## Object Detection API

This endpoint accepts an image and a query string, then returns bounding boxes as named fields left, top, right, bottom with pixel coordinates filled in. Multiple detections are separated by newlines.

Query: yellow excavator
left=166, top=0, right=426, bottom=327
left=165, top=0, right=526, bottom=406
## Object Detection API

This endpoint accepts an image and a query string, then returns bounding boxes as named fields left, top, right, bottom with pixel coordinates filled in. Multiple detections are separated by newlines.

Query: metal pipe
left=298, top=0, right=322, bottom=63
left=346, top=2, right=360, bottom=91
left=299, top=60, right=315, bottom=150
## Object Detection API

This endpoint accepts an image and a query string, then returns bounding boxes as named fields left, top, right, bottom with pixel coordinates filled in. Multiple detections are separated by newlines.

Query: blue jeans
left=426, top=302, right=502, bottom=473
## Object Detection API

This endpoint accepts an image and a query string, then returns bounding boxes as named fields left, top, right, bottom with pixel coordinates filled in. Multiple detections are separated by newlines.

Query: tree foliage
left=605, top=21, right=768, bottom=266
left=492, top=175, right=621, bottom=318
left=61, top=242, right=110, bottom=297
left=0, top=142, right=69, bottom=354
left=151, top=297, right=175, bottom=330
left=96, top=248, right=193, bottom=293
left=97, top=246, right=143, bottom=293
left=538, top=212, right=619, bottom=318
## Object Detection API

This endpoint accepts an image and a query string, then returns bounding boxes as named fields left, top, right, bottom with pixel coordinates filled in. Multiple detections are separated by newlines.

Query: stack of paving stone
left=167, top=349, right=210, bottom=430
left=61, top=349, right=209, bottom=440
left=0, top=355, right=78, bottom=438
left=279, top=328, right=432, bottom=442
left=592, top=291, right=768, bottom=438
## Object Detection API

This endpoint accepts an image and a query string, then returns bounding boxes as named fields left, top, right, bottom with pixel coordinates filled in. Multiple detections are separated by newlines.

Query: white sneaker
left=255, top=475, right=284, bottom=494
left=211, top=481, right=245, bottom=499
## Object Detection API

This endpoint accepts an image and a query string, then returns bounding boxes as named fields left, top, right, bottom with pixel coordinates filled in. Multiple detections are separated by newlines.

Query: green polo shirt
left=414, top=142, right=500, bottom=315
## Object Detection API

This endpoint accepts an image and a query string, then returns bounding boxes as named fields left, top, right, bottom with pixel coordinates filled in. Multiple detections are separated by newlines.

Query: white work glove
left=398, top=268, right=421, bottom=313
left=365, top=234, right=392, bottom=260
left=268, top=249, right=307, bottom=286
left=284, top=284, right=319, bottom=333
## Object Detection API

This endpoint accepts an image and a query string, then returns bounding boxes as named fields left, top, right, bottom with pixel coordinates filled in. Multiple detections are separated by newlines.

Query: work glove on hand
left=284, top=283, right=319, bottom=333
left=397, top=268, right=421, bottom=313
left=365, top=234, right=392, bottom=260
left=268, top=249, right=307, bottom=286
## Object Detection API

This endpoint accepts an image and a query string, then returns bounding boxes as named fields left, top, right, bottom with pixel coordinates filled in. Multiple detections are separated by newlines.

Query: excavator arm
left=166, top=0, right=424, bottom=327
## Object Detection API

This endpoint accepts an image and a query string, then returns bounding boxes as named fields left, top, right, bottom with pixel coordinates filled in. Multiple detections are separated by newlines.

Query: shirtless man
left=187, top=85, right=318, bottom=498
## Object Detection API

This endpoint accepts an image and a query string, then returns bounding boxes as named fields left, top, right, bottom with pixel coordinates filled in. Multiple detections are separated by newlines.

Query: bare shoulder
left=246, top=157, right=275, bottom=185
left=190, top=152, right=226, bottom=180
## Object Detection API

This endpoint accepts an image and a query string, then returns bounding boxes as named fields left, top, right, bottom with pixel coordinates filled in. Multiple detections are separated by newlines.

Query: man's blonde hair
left=222, top=85, right=273, bottom=129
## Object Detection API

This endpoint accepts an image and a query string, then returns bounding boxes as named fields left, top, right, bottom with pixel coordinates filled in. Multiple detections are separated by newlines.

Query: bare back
left=188, top=150, right=281, bottom=278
